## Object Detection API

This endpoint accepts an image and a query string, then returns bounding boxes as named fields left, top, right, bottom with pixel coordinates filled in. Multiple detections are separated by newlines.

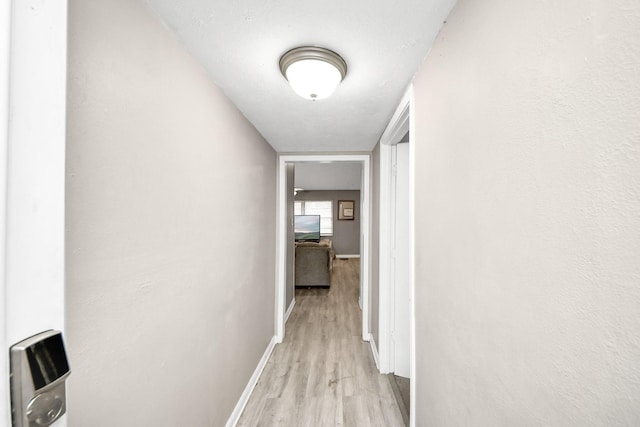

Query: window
left=294, top=200, right=333, bottom=236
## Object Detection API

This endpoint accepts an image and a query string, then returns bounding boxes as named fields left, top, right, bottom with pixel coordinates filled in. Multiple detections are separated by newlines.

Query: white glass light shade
left=285, top=59, right=342, bottom=100
left=279, top=47, right=347, bottom=101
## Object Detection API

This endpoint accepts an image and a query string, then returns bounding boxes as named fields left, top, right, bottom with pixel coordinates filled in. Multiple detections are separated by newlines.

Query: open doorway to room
left=292, top=161, right=362, bottom=292
left=275, top=155, right=371, bottom=343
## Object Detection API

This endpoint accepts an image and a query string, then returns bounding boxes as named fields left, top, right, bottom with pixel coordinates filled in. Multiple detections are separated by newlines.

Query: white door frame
left=275, top=154, right=371, bottom=343
left=1, top=2, right=10, bottom=422
left=1, top=1, right=68, bottom=425
left=391, top=142, right=411, bottom=378
left=377, top=85, right=416, bottom=425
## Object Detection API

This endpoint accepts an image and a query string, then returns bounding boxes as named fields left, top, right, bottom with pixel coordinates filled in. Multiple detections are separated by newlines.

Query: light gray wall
left=285, top=164, right=295, bottom=310
left=295, top=190, right=360, bottom=255
left=370, top=143, right=381, bottom=348
left=65, top=1, right=276, bottom=426
left=413, top=0, right=640, bottom=425
left=295, top=162, right=362, bottom=190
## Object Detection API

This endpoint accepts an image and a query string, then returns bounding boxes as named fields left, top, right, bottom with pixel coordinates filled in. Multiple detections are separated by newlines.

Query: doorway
left=275, top=154, right=371, bottom=343
left=377, top=85, right=415, bottom=425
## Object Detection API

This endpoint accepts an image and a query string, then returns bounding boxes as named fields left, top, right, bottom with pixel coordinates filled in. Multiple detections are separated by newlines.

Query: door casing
left=376, top=85, right=416, bottom=426
left=275, top=154, right=371, bottom=343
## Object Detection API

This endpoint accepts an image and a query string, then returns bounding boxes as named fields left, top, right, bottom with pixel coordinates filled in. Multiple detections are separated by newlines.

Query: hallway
left=238, top=259, right=405, bottom=426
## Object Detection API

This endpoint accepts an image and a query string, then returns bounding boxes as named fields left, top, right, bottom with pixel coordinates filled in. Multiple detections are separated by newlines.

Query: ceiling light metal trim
left=279, top=46, right=348, bottom=100
left=279, top=46, right=348, bottom=81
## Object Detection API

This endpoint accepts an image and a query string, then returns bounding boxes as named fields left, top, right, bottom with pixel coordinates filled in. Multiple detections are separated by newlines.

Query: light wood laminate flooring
left=238, top=258, right=405, bottom=426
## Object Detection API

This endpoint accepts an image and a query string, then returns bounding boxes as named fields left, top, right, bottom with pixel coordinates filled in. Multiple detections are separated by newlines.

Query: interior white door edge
left=377, top=85, right=413, bottom=376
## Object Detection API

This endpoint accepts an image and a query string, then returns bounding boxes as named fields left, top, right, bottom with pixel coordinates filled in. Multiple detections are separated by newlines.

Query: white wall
left=2, top=1, right=67, bottom=425
left=413, top=0, right=640, bottom=425
left=66, top=0, right=276, bottom=425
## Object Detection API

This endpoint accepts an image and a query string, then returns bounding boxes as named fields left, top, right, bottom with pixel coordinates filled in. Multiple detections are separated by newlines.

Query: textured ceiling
left=144, top=0, right=456, bottom=153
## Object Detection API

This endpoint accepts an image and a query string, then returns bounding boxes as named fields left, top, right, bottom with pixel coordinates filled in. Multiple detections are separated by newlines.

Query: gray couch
left=295, top=241, right=334, bottom=287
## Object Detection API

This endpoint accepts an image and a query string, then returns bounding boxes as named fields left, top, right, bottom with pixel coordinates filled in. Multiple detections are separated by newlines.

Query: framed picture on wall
left=338, top=200, right=355, bottom=220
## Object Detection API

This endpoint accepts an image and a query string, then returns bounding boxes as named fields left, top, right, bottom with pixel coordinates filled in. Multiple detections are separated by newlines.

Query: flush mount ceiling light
left=279, top=46, right=347, bottom=101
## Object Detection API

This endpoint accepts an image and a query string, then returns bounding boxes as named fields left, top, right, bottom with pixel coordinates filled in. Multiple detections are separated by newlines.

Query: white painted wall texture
left=413, top=0, right=640, bottom=425
left=66, top=0, right=276, bottom=425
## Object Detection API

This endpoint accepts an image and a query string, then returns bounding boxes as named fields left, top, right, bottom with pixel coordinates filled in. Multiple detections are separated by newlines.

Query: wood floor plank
left=238, top=259, right=405, bottom=426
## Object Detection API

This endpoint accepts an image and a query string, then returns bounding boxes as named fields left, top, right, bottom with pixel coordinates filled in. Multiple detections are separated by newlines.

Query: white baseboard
left=285, top=298, right=296, bottom=323
left=225, top=336, right=277, bottom=427
left=368, top=333, right=380, bottom=370
left=336, top=254, right=360, bottom=259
